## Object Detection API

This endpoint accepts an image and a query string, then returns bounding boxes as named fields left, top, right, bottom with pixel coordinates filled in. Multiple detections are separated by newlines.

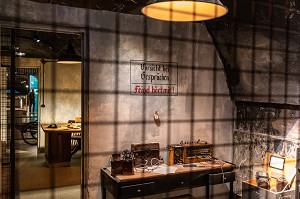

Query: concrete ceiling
left=3, top=0, right=300, bottom=106
left=204, top=0, right=300, bottom=106
left=1, top=28, right=81, bottom=59
left=28, top=0, right=147, bottom=14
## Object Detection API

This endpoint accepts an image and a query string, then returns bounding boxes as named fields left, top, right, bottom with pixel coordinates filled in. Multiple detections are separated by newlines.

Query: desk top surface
left=102, top=162, right=235, bottom=182
left=41, top=123, right=81, bottom=133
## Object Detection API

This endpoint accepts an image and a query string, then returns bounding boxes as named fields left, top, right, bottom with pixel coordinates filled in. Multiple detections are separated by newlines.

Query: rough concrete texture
left=206, top=0, right=300, bottom=105
left=236, top=104, right=300, bottom=137
left=88, top=14, right=234, bottom=198
left=0, top=0, right=234, bottom=198
left=234, top=105, right=300, bottom=195
left=89, top=13, right=232, bottom=197
left=233, top=130, right=300, bottom=195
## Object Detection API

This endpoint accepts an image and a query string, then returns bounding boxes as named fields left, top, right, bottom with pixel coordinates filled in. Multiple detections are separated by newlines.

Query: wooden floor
left=15, top=139, right=81, bottom=191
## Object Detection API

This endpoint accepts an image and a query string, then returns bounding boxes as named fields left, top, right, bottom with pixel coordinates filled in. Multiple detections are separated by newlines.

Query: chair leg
left=71, top=140, right=81, bottom=155
left=206, top=185, right=209, bottom=199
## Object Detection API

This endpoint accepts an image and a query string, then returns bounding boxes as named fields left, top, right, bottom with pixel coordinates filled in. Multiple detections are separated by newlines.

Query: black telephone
left=47, top=124, right=58, bottom=128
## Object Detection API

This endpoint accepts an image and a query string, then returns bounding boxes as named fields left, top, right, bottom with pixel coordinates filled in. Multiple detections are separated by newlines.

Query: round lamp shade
left=57, top=41, right=81, bottom=64
left=141, top=0, right=228, bottom=22
left=57, top=54, right=81, bottom=64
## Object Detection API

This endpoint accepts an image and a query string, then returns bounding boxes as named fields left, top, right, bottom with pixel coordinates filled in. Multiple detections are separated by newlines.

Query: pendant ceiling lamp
left=57, top=38, right=81, bottom=64
left=141, top=0, right=228, bottom=22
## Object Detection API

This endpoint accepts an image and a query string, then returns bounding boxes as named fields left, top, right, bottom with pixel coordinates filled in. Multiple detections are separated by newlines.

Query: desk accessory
left=110, top=149, right=134, bottom=176
left=256, top=171, right=270, bottom=189
left=131, top=143, right=160, bottom=167
left=47, top=124, right=58, bottom=128
left=167, top=140, right=212, bottom=165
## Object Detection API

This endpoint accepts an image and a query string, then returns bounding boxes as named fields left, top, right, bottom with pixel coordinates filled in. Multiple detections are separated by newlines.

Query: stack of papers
left=148, top=164, right=178, bottom=174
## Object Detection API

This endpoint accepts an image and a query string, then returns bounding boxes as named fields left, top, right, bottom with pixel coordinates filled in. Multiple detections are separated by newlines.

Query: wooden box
left=242, top=152, right=296, bottom=199
left=167, top=142, right=212, bottom=165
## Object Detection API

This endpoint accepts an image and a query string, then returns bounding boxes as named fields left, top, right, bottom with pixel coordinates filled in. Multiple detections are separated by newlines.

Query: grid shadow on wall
left=1, top=0, right=300, bottom=198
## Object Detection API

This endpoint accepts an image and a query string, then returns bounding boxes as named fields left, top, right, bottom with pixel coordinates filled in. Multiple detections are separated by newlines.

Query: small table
left=41, top=124, right=81, bottom=167
left=101, top=162, right=236, bottom=199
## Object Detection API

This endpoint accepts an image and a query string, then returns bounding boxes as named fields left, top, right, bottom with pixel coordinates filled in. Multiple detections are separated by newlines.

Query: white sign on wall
left=130, top=60, right=178, bottom=96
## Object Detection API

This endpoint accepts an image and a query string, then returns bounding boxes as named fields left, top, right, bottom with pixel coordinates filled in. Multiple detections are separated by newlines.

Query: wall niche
left=233, top=101, right=300, bottom=195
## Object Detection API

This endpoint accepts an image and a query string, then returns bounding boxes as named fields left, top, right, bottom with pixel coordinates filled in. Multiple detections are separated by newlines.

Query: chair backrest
left=68, top=119, right=81, bottom=152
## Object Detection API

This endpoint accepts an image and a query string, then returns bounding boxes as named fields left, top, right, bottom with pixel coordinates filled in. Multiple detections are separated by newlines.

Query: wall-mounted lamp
left=57, top=37, right=81, bottom=64
left=154, top=111, right=161, bottom=127
left=141, top=0, right=228, bottom=22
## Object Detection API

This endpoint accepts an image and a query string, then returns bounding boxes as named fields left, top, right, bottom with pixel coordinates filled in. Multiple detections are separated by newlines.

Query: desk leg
left=206, top=185, right=209, bottom=199
left=229, top=181, right=233, bottom=199
left=101, top=173, right=106, bottom=199
left=101, top=187, right=106, bottom=199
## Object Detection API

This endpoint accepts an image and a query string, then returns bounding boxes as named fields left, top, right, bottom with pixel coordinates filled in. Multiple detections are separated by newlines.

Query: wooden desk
left=101, top=162, right=236, bottom=199
left=41, top=124, right=81, bottom=167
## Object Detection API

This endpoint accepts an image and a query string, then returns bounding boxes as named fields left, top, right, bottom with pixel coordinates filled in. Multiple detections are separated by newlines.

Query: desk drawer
left=167, top=172, right=208, bottom=190
left=168, top=175, right=192, bottom=189
left=121, top=182, right=155, bottom=198
left=209, top=171, right=235, bottom=185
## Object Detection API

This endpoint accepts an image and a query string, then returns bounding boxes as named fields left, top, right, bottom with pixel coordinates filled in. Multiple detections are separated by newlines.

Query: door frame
left=0, top=25, right=88, bottom=199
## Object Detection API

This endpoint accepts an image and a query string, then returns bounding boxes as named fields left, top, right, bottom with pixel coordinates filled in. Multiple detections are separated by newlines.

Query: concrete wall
left=0, top=0, right=234, bottom=198
left=233, top=105, right=300, bottom=195
left=206, top=1, right=300, bottom=106
left=40, top=62, right=81, bottom=123
left=88, top=14, right=234, bottom=199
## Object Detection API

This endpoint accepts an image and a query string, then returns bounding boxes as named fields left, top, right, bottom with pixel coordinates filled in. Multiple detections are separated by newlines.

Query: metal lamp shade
left=57, top=41, right=81, bottom=64
left=141, top=0, right=228, bottom=22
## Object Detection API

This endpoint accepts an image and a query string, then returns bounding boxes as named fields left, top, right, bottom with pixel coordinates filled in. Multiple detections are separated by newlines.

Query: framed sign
left=130, top=60, right=178, bottom=96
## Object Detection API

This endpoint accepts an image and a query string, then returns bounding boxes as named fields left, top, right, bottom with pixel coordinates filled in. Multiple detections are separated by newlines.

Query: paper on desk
left=150, top=165, right=178, bottom=174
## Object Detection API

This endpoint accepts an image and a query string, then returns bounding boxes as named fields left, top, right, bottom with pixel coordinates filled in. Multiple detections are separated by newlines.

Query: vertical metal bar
left=81, top=30, right=87, bottom=199
left=9, top=29, right=15, bottom=199
left=296, top=148, right=300, bottom=199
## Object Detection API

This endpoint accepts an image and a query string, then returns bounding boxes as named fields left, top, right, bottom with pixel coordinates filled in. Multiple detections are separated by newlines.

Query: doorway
left=0, top=27, right=82, bottom=198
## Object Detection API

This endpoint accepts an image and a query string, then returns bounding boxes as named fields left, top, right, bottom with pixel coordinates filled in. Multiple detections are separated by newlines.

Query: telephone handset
left=47, top=124, right=58, bottom=128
